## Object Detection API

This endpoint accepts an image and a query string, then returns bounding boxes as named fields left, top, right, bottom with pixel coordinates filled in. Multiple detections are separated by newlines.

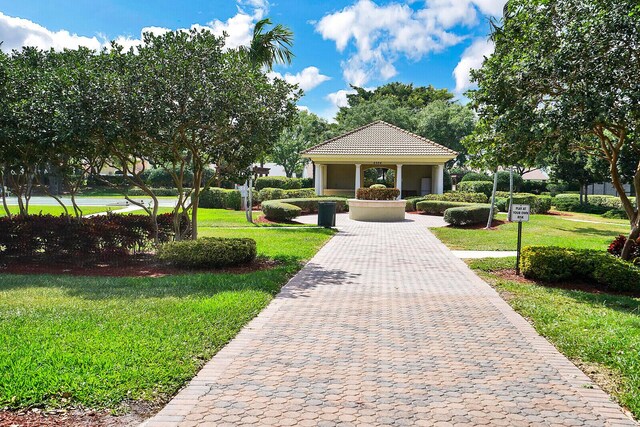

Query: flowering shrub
left=608, top=235, right=640, bottom=260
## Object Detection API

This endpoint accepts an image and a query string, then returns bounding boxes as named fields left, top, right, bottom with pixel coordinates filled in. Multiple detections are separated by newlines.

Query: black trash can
left=318, top=201, right=337, bottom=228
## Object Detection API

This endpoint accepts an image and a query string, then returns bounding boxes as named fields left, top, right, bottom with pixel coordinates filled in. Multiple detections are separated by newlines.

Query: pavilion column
left=432, top=164, right=444, bottom=194
left=396, top=164, right=403, bottom=199
left=354, top=164, right=361, bottom=192
left=315, top=163, right=324, bottom=196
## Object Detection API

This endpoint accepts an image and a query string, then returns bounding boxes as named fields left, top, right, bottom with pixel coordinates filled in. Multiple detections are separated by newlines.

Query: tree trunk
left=1, top=169, right=11, bottom=218
left=486, top=170, right=499, bottom=229
left=191, top=169, right=203, bottom=240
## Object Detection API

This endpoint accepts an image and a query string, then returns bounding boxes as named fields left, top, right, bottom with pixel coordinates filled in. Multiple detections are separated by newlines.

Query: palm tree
left=244, top=18, right=294, bottom=70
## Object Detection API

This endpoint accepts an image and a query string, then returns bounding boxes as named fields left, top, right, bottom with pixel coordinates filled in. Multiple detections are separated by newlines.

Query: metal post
left=508, top=167, right=514, bottom=221
left=516, top=221, right=522, bottom=275
left=246, top=177, right=253, bottom=223
left=486, top=170, right=499, bottom=229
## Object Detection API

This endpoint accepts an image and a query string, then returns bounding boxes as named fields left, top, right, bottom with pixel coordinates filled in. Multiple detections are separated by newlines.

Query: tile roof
left=303, top=120, right=458, bottom=157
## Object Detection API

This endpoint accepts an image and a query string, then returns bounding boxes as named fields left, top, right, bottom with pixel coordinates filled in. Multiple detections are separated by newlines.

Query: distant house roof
left=522, top=169, right=550, bottom=181
left=302, top=121, right=457, bottom=158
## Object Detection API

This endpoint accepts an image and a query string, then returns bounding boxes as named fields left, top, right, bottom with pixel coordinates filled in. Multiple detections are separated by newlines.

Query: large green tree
left=334, top=83, right=475, bottom=163
left=467, top=0, right=640, bottom=259
left=269, top=110, right=329, bottom=177
left=415, top=100, right=476, bottom=165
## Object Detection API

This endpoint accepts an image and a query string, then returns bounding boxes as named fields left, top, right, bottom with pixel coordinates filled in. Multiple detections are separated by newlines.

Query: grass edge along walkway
left=469, top=256, right=640, bottom=420
left=0, top=227, right=334, bottom=412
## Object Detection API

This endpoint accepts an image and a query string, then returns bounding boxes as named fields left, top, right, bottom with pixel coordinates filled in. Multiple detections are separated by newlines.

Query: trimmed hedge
left=407, top=191, right=488, bottom=211
left=261, top=201, right=302, bottom=221
left=423, top=192, right=489, bottom=204
left=199, top=188, right=242, bottom=210
left=553, top=194, right=636, bottom=214
left=255, top=176, right=305, bottom=190
left=157, top=237, right=256, bottom=269
left=0, top=213, right=179, bottom=258
left=271, top=197, right=349, bottom=214
left=521, top=245, right=640, bottom=292
left=457, top=181, right=494, bottom=197
left=258, top=187, right=315, bottom=201
left=258, top=187, right=286, bottom=201
left=494, top=193, right=552, bottom=214
left=356, top=187, right=400, bottom=200
left=443, top=204, right=493, bottom=226
left=416, top=200, right=474, bottom=216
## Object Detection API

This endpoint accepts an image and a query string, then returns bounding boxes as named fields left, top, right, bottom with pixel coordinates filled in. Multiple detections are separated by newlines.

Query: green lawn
left=1, top=205, right=113, bottom=217
left=157, top=207, right=314, bottom=228
left=0, top=227, right=334, bottom=411
left=469, top=257, right=640, bottom=419
left=431, top=213, right=630, bottom=251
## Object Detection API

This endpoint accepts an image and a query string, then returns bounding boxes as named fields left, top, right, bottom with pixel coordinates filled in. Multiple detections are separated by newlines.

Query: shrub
left=520, top=246, right=581, bottom=282
left=458, top=181, right=494, bottom=198
left=0, top=213, right=177, bottom=258
left=546, top=183, right=565, bottom=197
left=199, top=188, right=242, bottom=210
left=405, top=198, right=419, bottom=212
left=255, top=176, right=302, bottom=190
left=602, top=209, right=629, bottom=220
left=300, top=178, right=314, bottom=188
left=553, top=194, right=581, bottom=211
left=157, top=237, right=256, bottom=269
left=275, top=197, right=349, bottom=214
left=284, top=188, right=316, bottom=199
left=495, top=171, right=523, bottom=192
left=422, top=192, right=488, bottom=204
left=522, top=180, right=549, bottom=194
left=261, top=201, right=302, bottom=221
left=522, top=245, right=640, bottom=292
left=86, top=174, right=127, bottom=187
left=443, top=204, right=493, bottom=226
left=533, top=196, right=552, bottom=214
left=608, top=235, right=640, bottom=260
left=356, top=187, right=400, bottom=200
left=416, top=200, right=475, bottom=216
left=258, top=187, right=286, bottom=202
left=461, top=172, right=492, bottom=182
left=588, top=195, right=624, bottom=210
left=443, top=169, right=453, bottom=192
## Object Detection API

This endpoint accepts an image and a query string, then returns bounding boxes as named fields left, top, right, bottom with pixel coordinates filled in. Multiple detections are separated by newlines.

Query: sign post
left=511, top=204, right=530, bottom=275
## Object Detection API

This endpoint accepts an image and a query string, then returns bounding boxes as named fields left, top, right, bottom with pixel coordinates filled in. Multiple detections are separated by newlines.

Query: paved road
left=144, top=215, right=635, bottom=426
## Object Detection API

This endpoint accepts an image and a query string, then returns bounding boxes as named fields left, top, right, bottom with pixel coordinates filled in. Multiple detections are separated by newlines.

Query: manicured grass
left=157, top=207, right=313, bottom=228
left=469, top=257, right=640, bottom=418
left=0, top=227, right=334, bottom=411
left=431, top=213, right=630, bottom=251
left=1, top=205, right=113, bottom=217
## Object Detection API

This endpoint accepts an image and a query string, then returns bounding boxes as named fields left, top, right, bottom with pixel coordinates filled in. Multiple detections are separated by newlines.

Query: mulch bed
left=0, top=254, right=278, bottom=278
left=0, top=410, right=137, bottom=427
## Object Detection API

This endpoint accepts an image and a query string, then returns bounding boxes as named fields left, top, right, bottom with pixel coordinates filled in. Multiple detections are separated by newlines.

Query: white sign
left=511, top=204, right=530, bottom=222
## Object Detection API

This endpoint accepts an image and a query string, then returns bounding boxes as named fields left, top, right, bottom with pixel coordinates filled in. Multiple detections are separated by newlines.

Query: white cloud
left=326, top=88, right=356, bottom=109
left=453, top=37, right=494, bottom=93
left=316, top=0, right=505, bottom=86
left=297, top=105, right=310, bottom=112
left=0, top=12, right=102, bottom=52
left=267, top=66, right=331, bottom=92
left=0, top=0, right=270, bottom=53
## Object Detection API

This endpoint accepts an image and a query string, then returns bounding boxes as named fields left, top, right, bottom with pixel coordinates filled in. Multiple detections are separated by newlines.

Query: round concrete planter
left=348, top=199, right=406, bottom=222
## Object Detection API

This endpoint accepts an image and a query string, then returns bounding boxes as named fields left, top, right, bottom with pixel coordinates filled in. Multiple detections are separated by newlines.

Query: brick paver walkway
left=144, top=216, right=636, bottom=426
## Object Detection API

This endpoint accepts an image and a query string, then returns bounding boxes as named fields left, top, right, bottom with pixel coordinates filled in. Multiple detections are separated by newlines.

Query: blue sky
left=0, top=0, right=503, bottom=120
